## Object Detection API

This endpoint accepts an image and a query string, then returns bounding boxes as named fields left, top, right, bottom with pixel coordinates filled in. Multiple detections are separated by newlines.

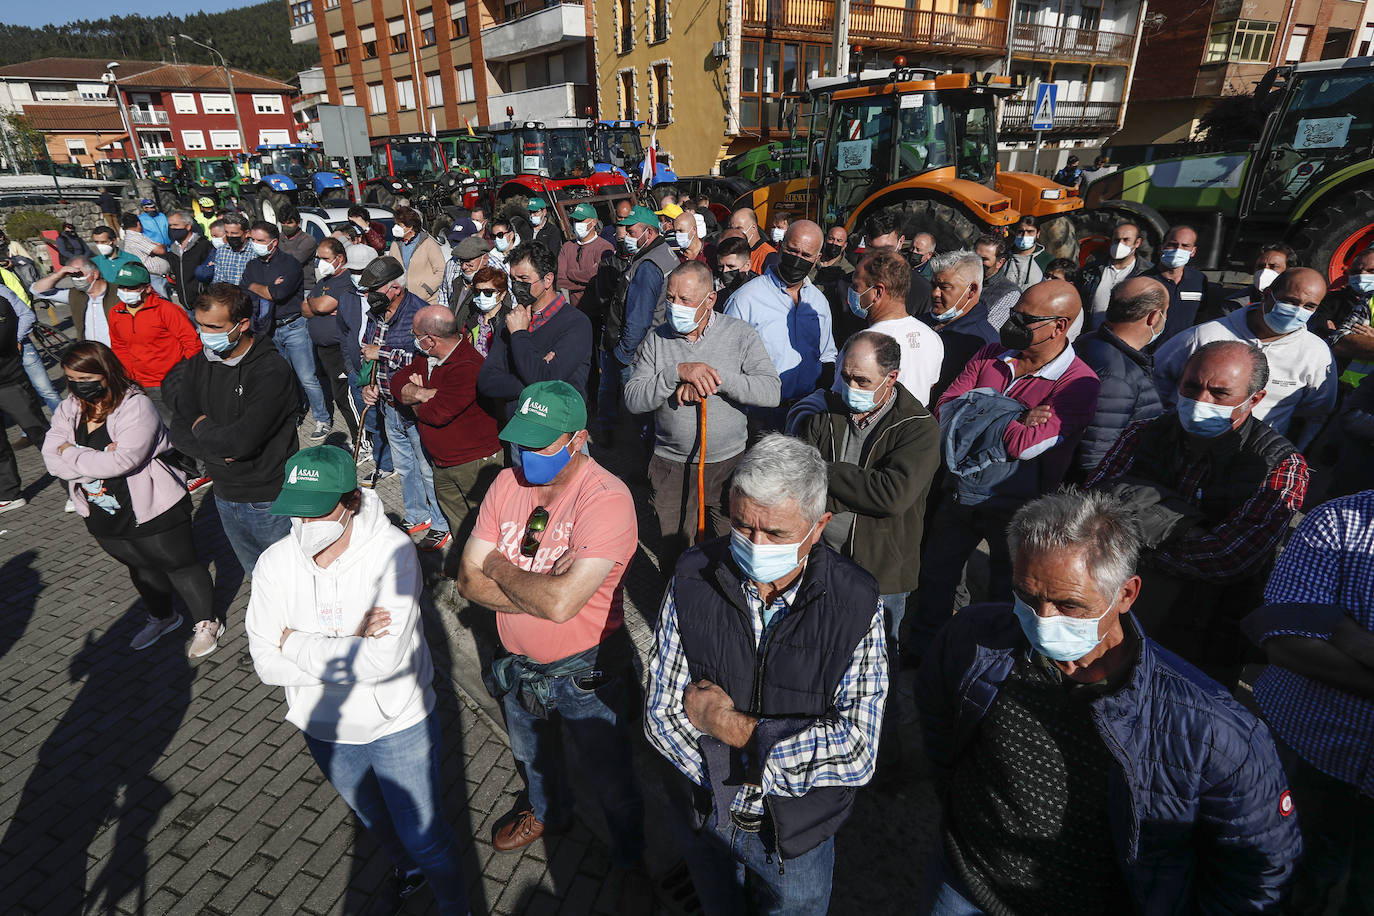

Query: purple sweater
left=42, top=390, right=187, bottom=522
left=935, top=341, right=1101, bottom=489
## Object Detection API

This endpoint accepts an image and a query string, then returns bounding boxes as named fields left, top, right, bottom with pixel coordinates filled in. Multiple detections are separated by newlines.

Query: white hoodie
left=247, top=488, right=435, bottom=744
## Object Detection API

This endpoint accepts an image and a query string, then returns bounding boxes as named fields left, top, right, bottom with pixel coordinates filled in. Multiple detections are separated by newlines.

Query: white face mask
left=1111, top=241, right=1133, bottom=261
left=210, top=236, right=227, bottom=250
left=531, top=212, right=544, bottom=227
left=472, top=219, right=485, bottom=231
left=116, top=288, right=144, bottom=305
left=1253, top=267, right=1279, bottom=292
left=96, top=243, right=114, bottom=256
left=574, top=220, right=594, bottom=241
left=474, top=291, right=500, bottom=312
left=316, top=258, right=337, bottom=279
left=770, top=227, right=786, bottom=244
left=392, top=224, right=407, bottom=239
left=291, top=507, right=352, bottom=558
left=250, top=240, right=271, bottom=257
left=674, top=231, right=692, bottom=250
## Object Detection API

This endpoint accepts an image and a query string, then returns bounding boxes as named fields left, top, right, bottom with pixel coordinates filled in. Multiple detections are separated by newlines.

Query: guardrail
left=1010, top=22, right=1134, bottom=61
left=1001, top=98, right=1122, bottom=132
left=742, top=0, right=1007, bottom=52
left=129, top=109, right=170, bottom=126
left=495, top=0, right=581, bottom=23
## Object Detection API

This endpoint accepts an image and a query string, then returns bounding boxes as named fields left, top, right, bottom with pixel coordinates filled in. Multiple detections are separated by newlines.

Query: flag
left=429, top=113, right=438, bottom=137
left=465, top=115, right=474, bottom=138
left=641, top=127, right=657, bottom=186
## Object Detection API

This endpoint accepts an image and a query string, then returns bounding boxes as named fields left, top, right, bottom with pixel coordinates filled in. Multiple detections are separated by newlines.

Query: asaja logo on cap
left=288, top=466, right=321, bottom=484
left=520, top=397, right=550, bottom=418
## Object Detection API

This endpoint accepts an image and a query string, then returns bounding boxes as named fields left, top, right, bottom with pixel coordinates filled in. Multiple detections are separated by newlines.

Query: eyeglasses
left=520, top=505, right=549, bottom=557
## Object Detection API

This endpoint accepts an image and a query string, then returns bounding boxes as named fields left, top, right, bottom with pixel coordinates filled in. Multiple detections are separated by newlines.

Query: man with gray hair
left=916, top=488, right=1301, bottom=915
left=646, top=432, right=888, bottom=915
left=920, top=249, right=999, bottom=399
left=165, top=209, right=211, bottom=307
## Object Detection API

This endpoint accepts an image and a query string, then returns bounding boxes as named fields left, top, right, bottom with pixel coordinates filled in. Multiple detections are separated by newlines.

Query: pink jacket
left=42, top=390, right=187, bottom=522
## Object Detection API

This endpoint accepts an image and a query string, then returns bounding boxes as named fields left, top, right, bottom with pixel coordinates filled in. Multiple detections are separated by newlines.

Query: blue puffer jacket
left=1073, top=325, right=1164, bottom=476
left=918, top=604, right=1301, bottom=914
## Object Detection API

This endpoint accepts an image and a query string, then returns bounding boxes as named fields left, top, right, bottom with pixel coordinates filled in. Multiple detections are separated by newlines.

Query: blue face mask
left=932, top=285, right=971, bottom=323
left=1012, top=234, right=1035, bottom=252
left=729, top=522, right=816, bottom=585
left=1176, top=395, right=1237, bottom=438
left=842, top=377, right=889, bottom=413
left=200, top=325, right=240, bottom=355
left=1013, top=594, right=1112, bottom=662
left=668, top=297, right=706, bottom=335
left=1350, top=274, right=1374, bottom=296
left=1265, top=299, right=1314, bottom=334
left=1159, top=247, right=1192, bottom=269
left=623, top=234, right=640, bottom=255
left=519, top=440, right=574, bottom=485
left=847, top=284, right=871, bottom=319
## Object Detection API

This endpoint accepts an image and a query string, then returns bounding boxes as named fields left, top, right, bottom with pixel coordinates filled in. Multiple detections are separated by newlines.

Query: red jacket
left=389, top=339, right=501, bottom=467
left=108, top=292, right=202, bottom=388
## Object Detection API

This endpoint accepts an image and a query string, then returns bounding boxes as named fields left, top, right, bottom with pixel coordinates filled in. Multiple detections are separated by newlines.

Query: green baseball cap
left=568, top=202, right=597, bottom=221
left=114, top=261, right=150, bottom=287
left=528, top=197, right=548, bottom=211
left=499, top=381, right=588, bottom=449
left=617, top=205, right=658, bottom=229
left=270, top=445, right=359, bottom=517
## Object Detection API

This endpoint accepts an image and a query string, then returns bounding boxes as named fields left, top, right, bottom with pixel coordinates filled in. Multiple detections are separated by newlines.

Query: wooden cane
left=696, top=397, right=708, bottom=544
left=353, top=404, right=372, bottom=463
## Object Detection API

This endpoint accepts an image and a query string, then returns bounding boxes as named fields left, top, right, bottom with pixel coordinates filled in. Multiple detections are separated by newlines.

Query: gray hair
left=168, top=209, right=192, bottom=224
left=1007, top=489, right=1141, bottom=599
left=67, top=255, right=95, bottom=274
left=730, top=433, right=828, bottom=523
left=930, top=249, right=983, bottom=286
left=1190, top=339, right=1268, bottom=397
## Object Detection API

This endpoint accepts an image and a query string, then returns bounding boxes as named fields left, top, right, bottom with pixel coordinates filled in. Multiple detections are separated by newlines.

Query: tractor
left=436, top=129, right=496, bottom=211
left=592, top=120, right=680, bottom=193
left=93, top=160, right=138, bottom=183
left=490, top=120, right=629, bottom=209
left=181, top=156, right=244, bottom=212
left=140, top=156, right=189, bottom=212
left=363, top=133, right=462, bottom=225
left=240, top=143, right=350, bottom=222
left=1085, top=55, right=1374, bottom=282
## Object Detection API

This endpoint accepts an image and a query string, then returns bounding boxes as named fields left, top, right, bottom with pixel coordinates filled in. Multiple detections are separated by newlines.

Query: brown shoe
left=492, top=810, right=548, bottom=851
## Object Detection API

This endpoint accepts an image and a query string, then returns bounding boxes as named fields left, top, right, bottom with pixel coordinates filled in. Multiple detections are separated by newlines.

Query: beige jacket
left=388, top=233, right=445, bottom=303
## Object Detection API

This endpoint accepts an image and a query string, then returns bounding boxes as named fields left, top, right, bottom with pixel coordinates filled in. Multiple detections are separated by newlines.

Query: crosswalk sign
left=1031, top=83, right=1057, bottom=131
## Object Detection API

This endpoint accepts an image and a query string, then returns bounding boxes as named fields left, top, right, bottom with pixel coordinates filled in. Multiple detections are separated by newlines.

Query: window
left=652, top=0, right=668, bottom=42
left=424, top=72, right=443, bottom=107
left=421, top=26, right=436, bottom=46
left=335, top=46, right=349, bottom=64
left=388, top=18, right=407, bottom=53
left=391, top=31, right=408, bottom=53
left=258, top=130, right=291, bottom=145
left=35, top=81, right=76, bottom=101
left=1286, top=25, right=1310, bottom=61
left=79, top=83, right=108, bottom=101
left=363, top=40, right=377, bottom=58
left=341, top=89, right=357, bottom=106
left=618, top=0, right=634, bottom=51
left=456, top=66, right=475, bottom=103
left=210, top=130, right=240, bottom=150
left=452, top=14, right=469, bottom=37
left=396, top=78, right=416, bottom=110
left=361, top=25, right=378, bottom=59
left=324, top=0, right=339, bottom=9
left=253, top=94, right=284, bottom=114
left=740, top=39, right=761, bottom=130
left=1078, top=1, right=1101, bottom=32
left=651, top=62, right=671, bottom=125
left=171, top=93, right=197, bottom=114
left=368, top=82, right=386, bottom=114
left=202, top=93, right=234, bottom=114
left=181, top=130, right=206, bottom=150
left=1205, top=19, right=1278, bottom=63
left=65, top=139, right=88, bottom=157
left=957, top=0, right=976, bottom=17
left=290, top=0, right=314, bottom=26
left=619, top=70, right=637, bottom=120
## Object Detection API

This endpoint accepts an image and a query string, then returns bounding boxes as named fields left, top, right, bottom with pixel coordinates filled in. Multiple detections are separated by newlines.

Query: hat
left=197, top=196, right=216, bottom=209
left=527, top=197, right=548, bottom=212
left=568, top=203, right=597, bottom=221
left=114, top=261, right=151, bottom=287
left=269, top=445, right=358, bottom=517
left=446, top=217, right=478, bottom=245
left=617, top=205, right=658, bottom=229
left=359, top=255, right=404, bottom=290
left=453, top=235, right=492, bottom=261
left=1067, top=155, right=1080, bottom=164
left=138, top=198, right=154, bottom=206
left=499, top=381, right=588, bottom=449
left=655, top=203, right=683, bottom=219
left=344, top=243, right=377, bottom=271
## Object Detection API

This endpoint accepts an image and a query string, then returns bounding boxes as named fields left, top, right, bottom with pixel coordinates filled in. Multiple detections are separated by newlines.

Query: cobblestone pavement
left=0, top=335, right=943, bottom=915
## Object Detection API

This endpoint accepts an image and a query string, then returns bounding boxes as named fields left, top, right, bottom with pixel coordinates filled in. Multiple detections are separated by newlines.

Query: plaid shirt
left=438, top=253, right=509, bottom=311
left=1251, top=491, right=1374, bottom=797
left=1086, top=417, right=1308, bottom=581
left=645, top=566, right=888, bottom=818
left=212, top=245, right=255, bottom=286
left=529, top=293, right=567, bottom=334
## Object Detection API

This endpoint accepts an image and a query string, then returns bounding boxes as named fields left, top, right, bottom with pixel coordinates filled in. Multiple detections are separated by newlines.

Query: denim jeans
left=595, top=350, right=652, bottom=443
left=382, top=402, right=449, bottom=534
left=500, top=664, right=644, bottom=866
left=302, top=716, right=471, bottom=916
left=915, top=847, right=986, bottom=916
left=272, top=318, right=331, bottom=424
left=150, top=274, right=172, bottom=299
left=21, top=343, right=60, bottom=413
left=214, top=496, right=291, bottom=577
left=671, top=806, right=836, bottom=916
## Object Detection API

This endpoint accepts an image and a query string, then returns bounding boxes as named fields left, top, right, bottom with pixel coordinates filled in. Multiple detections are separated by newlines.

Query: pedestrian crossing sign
left=1032, top=83, right=1057, bottom=131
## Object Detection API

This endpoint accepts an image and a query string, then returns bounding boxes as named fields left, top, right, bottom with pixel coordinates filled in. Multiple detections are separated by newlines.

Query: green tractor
left=140, top=156, right=187, bottom=212
left=1083, top=56, right=1374, bottom=282
left=181, top=156, right=245, bottom=211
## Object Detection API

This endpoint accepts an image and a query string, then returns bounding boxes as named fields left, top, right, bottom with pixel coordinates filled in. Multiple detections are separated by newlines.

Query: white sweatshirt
left=247, top=488, right=435, bottom=744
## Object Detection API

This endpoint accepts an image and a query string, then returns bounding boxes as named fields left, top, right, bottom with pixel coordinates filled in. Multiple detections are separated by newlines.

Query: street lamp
left=178, top=34, right=249, bottom=155
left=103, top=62, right=146, bottom=179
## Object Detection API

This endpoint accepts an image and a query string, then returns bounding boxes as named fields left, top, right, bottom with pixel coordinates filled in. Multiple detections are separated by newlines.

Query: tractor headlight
left=1040, top=188, right=1063, bottom=200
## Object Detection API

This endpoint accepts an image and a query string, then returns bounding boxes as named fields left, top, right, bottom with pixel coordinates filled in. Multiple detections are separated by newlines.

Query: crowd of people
left=0, top=186, right=1371, bottom=916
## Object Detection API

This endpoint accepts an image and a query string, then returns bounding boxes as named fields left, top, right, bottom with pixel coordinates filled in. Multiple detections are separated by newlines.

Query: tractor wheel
left=1053, top=205, right=1165, bottom=267
left=154, top=188, right=180, bottom=213
left=878, top=197, right=988, bottom=253
left=1290, top=187, right=1374, bottom=285
left=367, top=184, right=398, bottom=210
left=257, top=188, right=291, bottom=224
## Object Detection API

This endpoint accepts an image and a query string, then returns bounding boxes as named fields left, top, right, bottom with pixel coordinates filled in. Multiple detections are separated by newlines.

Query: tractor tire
left=155, top=188, right=180, bottom=213
left=1054, top=205, right=1165, bottom=267
left=367, top=185, right=399, bottom=210
left=1289, top=186, right=1374, bottom=285
left=256, top=188, right=292, bottom=224
left=878, top=196, right=989, bottom=253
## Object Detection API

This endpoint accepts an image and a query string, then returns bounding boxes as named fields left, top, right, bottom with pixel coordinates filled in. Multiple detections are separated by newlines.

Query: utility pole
left=831, top=0, right=851, bottom=76
left=180, top=34, right=250, bottom=155
left=104, top=63, right=146, bottom=179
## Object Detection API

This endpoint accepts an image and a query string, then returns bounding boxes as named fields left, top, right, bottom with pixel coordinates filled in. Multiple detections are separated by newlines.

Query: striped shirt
left=645, top=567, right=888, bottom=817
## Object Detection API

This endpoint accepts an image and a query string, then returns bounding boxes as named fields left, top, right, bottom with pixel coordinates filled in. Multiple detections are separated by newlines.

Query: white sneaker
left=130, top=613, right=183, bottom=650
left=187, top=619, right=226, bottom=658
left=355, top=438, right=374, bottom=465
left=309, top=421, right=332, bottom=440
left=64, top=498, right=76, bottom=513
left=0, top=498, right=27, bottom=513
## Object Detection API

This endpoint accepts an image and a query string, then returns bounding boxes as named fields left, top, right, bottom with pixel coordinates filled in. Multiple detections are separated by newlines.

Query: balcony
left=290, top=21, right=317, bottom=44
left=742, top=0, right=1007, bottom=56
left=1001, top=98, right=1122, bottom=134
left=129, top=109, right=170, bottom=126
left=481, top=0, right=586, bottom=61
left=487, top=82, right=592, bottom=123
left=1010, top=22, right=1134, bottom=64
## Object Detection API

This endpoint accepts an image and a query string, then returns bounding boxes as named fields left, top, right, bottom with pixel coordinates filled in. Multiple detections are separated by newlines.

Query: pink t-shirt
left=472, top=458, right=638, bottom=664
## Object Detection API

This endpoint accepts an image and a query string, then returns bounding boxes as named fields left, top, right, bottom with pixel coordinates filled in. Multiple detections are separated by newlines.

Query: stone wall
left=0, top=201, right=112, bottom=269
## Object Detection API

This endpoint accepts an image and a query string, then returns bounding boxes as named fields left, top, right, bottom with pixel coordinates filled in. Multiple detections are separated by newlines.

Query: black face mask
left=717, top=269, right=750, bottom=294
left=820, top=242, right=843, bottom=262
left=169, top=227, right=189, bottom=243
left=367, top=290, right=391, bottom=318
left=226, top=235, right=246, bottom=251
left=70, top=379, right=106, bottom=402
left=999, top=311, right=1052, bottom=351
left=777, top=251, right=815, bottom=286
left=510, top=279, right=538, bottom=307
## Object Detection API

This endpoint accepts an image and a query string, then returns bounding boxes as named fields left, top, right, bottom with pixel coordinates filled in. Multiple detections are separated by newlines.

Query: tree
left=1, top=112, right=44, bottom=169
left=1193, top=93, right=1264, bottom=147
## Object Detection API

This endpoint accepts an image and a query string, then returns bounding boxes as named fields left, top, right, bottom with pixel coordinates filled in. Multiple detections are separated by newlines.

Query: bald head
left=1273, top=267, right=1328, bottom=311
left=615, top=199, right=634, bottom=220
left=781, top=219, right=823, bottom=256
left=1023, top=278, right=1082, bottom=321
left=1106, top=276, right=1169, bottom=324
left=414, top=305, right=462, bottom=340
left=1180, top=340, right=1269, bottom=428
left=730, top=208, right=760, bottom=231
left=673, top=212, right=698, bottom=241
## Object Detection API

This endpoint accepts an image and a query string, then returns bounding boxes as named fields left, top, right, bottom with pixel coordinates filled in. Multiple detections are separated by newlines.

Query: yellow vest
left=0, top=267, right=29, bottom=305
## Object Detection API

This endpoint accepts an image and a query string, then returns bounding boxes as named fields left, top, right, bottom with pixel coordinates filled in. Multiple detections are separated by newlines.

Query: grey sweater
left=624, top=314, right=781, bottom=463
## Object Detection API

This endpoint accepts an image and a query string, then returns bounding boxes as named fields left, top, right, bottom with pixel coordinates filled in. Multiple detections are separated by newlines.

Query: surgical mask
left=460, top=264, right=478, bottom=280
left=116, top=288, right=144, bottom=306
left=842, top=378, right=888, bottom=413
left=474, top=291, right=500, bottom=312
left=1159, top=247, right=1192, bottom=269
left=820, top=241, right=843, bottom=261
left=169, top=226, right=189, bottom=243
left=316, top=258, right=337, bottom=279
left=511, top=278, right=537, bottom=307
left=71, top=275, right=92, bottom=291
left=1253, top=267, right=1279, bottom=292
left=1176, top=395, right=1237, bottom=438
left=1013, top=234, right=1035, bottom=252
left=391, top=224, right=406, bottom=239
left=1266, top=299, right=1314, bottom=334
left=519, top=441, right=573, bottom=485
left=729, top=522, right=815, bottom=585
left=472, top=219, right=485, bottom=231
left=623, top=234, right=640, bottom=254
left=210, top=236, right=227, bottom=250
left=413, top=335, right=429, bottom=355
left=249, top=240, right=271, bottom=257
left=1349, top=274, right=1374, bottom=296
left=494, top=235, right=512, bottom=253
left=770, top=227, right=785, bottom=244
left=1013, top=594, right=1111, bottom=662
left=674, top=231, right=692, bottom=250
left=69, top=379, right=106, bottom=401
left=847, top=285, right=872, bottom=319
left=777, top=251, right=814, bottom=286
left=200, top=324, right=242, bottom=355
left=96, top=243, right=114, bottom=256
left=292, top=508, right=351, bottom=558
left=1110, top=241, right=1133, bottom=261
left=574, top=220, right=594, bottom=241
left=668, top=298, right=706, bottom=335
left=932, top=286, right=970, bottom=323
left=531, top=212, right=544, bottom=227
left=351, top=274, right=367, bottom=291
left=1147, top=312, right=1165, bottom=346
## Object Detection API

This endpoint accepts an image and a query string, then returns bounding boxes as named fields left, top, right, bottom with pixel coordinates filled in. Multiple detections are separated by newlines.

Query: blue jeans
left=671, top=806, right=836, bottom=916
left=302, top=716, right=470, bottom=916
left=881, top=591, right=908, bottom=659
left=214, top=496, right=291, bottom=577
left=382, top=402, right=448, bottom=534
left=150, top=274, right=172, bottom=299
left=500, top=664, right=644, bottom=866
left=273, top=318, right=330, bottom=424
left=21, top=343, right=60, bottom=412
left=916, top=847, right=985, bottom=915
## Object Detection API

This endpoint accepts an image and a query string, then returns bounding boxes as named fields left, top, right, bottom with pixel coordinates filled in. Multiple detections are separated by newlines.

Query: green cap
left=270, top=445, right=359, bottom=517
left=499, top=381, right=588, bottom=449
left=617, top=205, right=658, bottom=229
left=568, top=202, right=597, bottom=221
left=114, top=261, right=150, bottom=287
left=528, top=197, right=548, bottom=211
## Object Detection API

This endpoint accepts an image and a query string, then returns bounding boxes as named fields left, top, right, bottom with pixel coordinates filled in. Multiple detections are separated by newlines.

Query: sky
left=15, top=0, right=263, bottom=28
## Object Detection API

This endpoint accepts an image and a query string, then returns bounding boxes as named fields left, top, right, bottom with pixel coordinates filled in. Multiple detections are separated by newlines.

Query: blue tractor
left=593, top=120, right=679, bottom=192
left=242, top=143, right=351, bottom=223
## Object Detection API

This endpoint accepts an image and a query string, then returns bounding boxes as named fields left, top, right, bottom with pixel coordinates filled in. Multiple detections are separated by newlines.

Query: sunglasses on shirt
left=520, top=506, right=550, bottom=557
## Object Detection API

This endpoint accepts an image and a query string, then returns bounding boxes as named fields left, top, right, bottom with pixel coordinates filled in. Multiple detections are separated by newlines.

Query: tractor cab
left=249, top=143, right=348, bottom=202
left=436, top=131, right=495, bottom=180
left=490, top=120, right=627, bottom=203
left=593, top=120, right=680, bottom=188
left=94, top=160, right=137, bottom=183
left=363, top=134, right=456, bottom=213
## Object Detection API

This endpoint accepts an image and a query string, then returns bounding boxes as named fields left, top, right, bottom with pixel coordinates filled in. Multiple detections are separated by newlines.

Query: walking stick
left=696, top=397, right=708, bottom=544
left=353, top=405, right=372, bottom=463
left=352, top=357, right=378, bottom=464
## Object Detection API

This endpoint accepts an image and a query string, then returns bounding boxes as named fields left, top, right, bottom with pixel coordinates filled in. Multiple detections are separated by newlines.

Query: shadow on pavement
left=0, top=549, right=40, bottom=666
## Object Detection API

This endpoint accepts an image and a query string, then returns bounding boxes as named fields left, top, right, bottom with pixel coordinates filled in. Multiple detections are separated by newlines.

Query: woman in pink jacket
left=42, top=342, right=218, bottom=657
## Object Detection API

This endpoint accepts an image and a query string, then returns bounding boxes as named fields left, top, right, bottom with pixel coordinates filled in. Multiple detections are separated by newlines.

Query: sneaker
left=187, top=619, right=226, bottom=658
left=0, top=498, right=27, bottom=514
left=130, top=613, right=183, bottom=650
left=187, top=476, right=213, bottom=493
left=419, top=530, right=451, bottom=551
left=64, top=498, right=76, bottom=513
left=355, top=438, right=374, bottom=464
left=361, top=468, right=396, bottom=489
left=309, top=421, right=332, bottom=441
left=393, top=867, right=426, bottom=899
left=407, top=520, right=432, bottom=535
